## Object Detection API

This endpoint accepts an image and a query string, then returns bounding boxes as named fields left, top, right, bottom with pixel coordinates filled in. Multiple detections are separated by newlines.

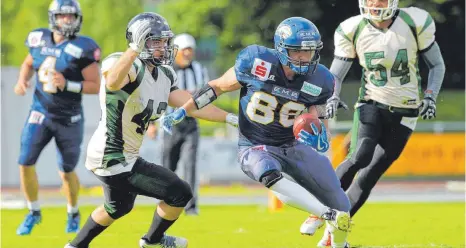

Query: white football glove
left=419, top=96, right=436, bottom=120
left=326, top=95, right=348, bottom=119
left=128, top=19, right=152, bottom=53
left=226, top=113, right=239, bottom=127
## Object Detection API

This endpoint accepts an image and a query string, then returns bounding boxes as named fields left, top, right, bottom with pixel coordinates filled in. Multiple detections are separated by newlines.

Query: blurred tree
left=1, top=0, right=144, bottom=66
left=159, top=0, right=464, bottom=89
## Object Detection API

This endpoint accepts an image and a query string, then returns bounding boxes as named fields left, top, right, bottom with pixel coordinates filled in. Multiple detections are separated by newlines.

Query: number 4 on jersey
left=131, top=100, right=167, bottom=134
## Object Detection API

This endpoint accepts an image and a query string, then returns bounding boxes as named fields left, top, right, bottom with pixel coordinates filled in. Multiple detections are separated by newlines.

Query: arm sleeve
left=329, top=58, right=353, bottom=97
left=420, top=42, right=445, bottom=101
left=315, top=104, right=327, bottom=118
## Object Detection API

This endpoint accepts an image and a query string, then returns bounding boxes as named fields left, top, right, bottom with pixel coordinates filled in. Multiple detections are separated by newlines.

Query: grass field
left=2, top=202, right=464, bottom=248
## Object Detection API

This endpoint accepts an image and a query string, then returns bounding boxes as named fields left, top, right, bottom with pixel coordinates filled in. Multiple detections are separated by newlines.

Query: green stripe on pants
left=346, top=107, right=360, bottom=159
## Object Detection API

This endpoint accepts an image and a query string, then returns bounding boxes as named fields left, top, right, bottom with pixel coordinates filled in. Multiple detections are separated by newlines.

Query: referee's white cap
left=174, top=33, right=196, bottom=50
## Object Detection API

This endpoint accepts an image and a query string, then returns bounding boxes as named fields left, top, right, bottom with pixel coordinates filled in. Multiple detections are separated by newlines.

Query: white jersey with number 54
left=334, top=7, right=435, bottom=108
left=85, top=52, right=178, bottom=176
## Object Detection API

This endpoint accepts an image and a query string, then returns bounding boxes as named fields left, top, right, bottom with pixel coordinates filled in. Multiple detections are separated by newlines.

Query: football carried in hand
left=293, top=113, right=321, bottom=138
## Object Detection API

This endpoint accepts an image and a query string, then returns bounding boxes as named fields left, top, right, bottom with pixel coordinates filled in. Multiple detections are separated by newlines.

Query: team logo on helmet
left=277, top=25, right=292, bottom=39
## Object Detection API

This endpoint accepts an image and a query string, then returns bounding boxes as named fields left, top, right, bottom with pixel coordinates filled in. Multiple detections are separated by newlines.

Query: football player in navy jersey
left=14, top=0, right=100, bottom=235
left=162, top=17, right=351, bottom=247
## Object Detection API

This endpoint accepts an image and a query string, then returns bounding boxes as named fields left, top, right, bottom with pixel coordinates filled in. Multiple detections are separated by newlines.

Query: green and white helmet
left=359, top=0, right=399, bottom=22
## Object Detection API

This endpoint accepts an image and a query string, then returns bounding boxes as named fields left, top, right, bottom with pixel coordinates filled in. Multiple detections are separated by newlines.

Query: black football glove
left=419, top=94, right=436, bottom=120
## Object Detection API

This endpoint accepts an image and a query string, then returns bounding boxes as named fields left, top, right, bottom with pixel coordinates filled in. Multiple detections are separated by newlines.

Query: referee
left=148, top=33, right=209, bottom=215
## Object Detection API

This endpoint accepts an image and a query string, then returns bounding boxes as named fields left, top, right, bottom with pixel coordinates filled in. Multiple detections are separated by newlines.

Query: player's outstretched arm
left=14, top=54, right=34, bottom=96
left=104, top=48, right=139, bottom=91
left=80, top=62, right=101, bottom=94
left=160, top=67, right=240, bottom=134
left=168, top=89, right=235, bottom=123
left=180, top=67, right=242, bottom=115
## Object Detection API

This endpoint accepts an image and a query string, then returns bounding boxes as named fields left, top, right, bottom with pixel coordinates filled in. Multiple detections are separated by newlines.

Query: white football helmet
left=174, top=33, right=196, bottom=50
left=359, top=0, right=399, bottom=22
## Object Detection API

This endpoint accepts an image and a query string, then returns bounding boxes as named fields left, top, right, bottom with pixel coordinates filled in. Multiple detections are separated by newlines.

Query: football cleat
left=322, top=209, right=351, bottom=232
left=139, top=234, right=188, bottom=248
left=16, top=211, right=42, bottom=235
left=317, top=229, right=332, bottom=247
left=66, top=212, right=81, bottom=233
left=317, top=230, right=350, bottom=248
left=300, top=214, right=324, bottom=235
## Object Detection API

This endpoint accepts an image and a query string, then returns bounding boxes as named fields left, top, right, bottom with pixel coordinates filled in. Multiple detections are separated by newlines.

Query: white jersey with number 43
left=85, top=52, right=178, bottom=176
left=335, top=7, right=435, bottom=108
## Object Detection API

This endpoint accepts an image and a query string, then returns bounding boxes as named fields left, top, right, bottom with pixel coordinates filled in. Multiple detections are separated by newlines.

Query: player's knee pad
left=259, top=170, right=283, bottom=188
left=105, top=201, right=135, bottom=220
left=350, top=137, right=377, bottom=168
left=164, top=178, right=193, bottom=208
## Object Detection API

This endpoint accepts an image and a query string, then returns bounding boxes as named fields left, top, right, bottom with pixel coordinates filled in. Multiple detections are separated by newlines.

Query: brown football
left=293, top=113, right=321, bottom=138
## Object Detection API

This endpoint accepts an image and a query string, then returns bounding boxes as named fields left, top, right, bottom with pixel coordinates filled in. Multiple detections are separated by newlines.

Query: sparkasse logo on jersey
left=251, top=58, right=272, bottom=81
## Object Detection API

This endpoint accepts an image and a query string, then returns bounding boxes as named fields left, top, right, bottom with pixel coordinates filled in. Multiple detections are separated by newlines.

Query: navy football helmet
left=48, top=0, right=82, bottom=38
left=126, top=12, right=177, bottom=67
left=274, top=17, right=323, bottom=75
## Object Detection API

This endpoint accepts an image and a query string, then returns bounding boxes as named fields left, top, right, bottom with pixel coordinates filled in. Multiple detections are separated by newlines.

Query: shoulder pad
left=25, top=28, right=49, bottom=48
left=235, top=45, right=278, bottom=83
left=73, top=36, right=101, bottom=62
left=159, top=65, right=177, bottom=87
left=337, top=15, right=366, bottom=42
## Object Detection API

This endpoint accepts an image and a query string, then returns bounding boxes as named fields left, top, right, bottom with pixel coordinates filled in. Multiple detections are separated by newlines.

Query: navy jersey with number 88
left=234, top=45, right=334, bottom=146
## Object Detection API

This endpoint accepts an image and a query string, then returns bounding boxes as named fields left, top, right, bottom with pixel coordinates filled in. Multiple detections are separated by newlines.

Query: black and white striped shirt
left=166, top=61, right=209, bottom=114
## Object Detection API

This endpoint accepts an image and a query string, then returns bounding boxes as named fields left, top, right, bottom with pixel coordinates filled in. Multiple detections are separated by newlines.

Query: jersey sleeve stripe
left=398, top=10, right=418, bottom=47
left=419, top=14, right=434, bottom=35
left=353, top=18, right=369, bottom=47
left=334, top=55, right=355, bottom=62
left=121, top=65, right=145, bottom=95
left=336, top=25, right=351, bottom=42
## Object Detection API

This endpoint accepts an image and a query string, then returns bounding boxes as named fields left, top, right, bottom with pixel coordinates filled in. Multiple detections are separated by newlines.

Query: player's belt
left=360, top=100, right=419, bottom=117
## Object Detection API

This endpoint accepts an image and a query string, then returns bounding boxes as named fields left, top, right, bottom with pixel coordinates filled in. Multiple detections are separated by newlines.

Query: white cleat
left=327, top=210, right=351, bottom=232
left=64, top=244, right=77, bottom=248
left=139, top=234, right=188, bottom=248
left=300, top=214, right=324, bottom=235
left=317, top=230, right=350, bottom=248
left=317, top=229, right=332, bottom=247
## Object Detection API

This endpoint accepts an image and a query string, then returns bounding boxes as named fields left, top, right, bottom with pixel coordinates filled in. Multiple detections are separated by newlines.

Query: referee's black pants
left=335, top=102, right=419, bottom=216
